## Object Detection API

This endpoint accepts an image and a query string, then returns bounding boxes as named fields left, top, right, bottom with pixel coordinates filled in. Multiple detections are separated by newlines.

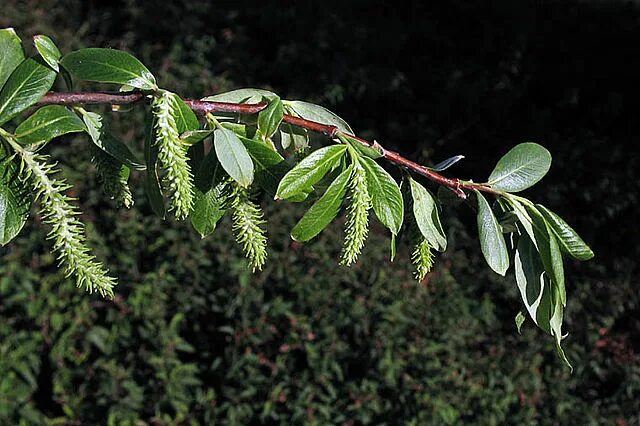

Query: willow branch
left=37, top=91, right=501, bottom=198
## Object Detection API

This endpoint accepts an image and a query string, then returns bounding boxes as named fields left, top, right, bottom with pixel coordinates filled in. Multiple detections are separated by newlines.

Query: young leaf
left=258, top=96, right=284, bottom=139
left=241, top=137, right=288, bottom=196
left=0, top=28, right=25, bottom=89
left=488, top=143, right=551, bottom=192
left=515, top=233, right=547, bottom=328
left=430, top=155, right=465, bottom=172
left=360, top=156, right=403, bottom=235
left=278, top=120, right=309, bottom=151
left=276, top=145, right=347, bottom=200
left=536, top=204, right=594, bottom=261
left=170, top=93, right=199, bottom=133
left=475, top=190, right=509, bottom=275
left=214, top=128, right=254, bottom=188
left=409, top=178, right=446, bottom=251
left=291, top=165, right=352, bottom=242
left=0, top=146, right=30, bottom=245
left=81, top=110, right=145, bottom=170
left=284, top=100, right=354, bottom=135
left=33, top=35, right=61, bottom=71
left=526, top=205, right=566, bottom=306
left=60, top=48, right=157, bottom=90
left=14, top=106, right=85, bottom=147
left=180, top=129, right=214, bottom=146
left=202, top=88, right=277, bottom=104
left=191, top=183, right=228, bottom=238
left=0, top=58, right=56, bottom=126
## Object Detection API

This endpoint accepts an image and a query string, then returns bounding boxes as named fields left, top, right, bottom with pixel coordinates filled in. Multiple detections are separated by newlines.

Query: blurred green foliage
left=1, top=0, right=638, bottom=424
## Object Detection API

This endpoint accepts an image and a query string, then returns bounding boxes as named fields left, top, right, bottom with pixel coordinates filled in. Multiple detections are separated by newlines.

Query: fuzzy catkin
left=17, top=148, right=116, bottom=297
left=341, top=162, right=371, bottom=265
left=152, top=90, right=194, bottom=219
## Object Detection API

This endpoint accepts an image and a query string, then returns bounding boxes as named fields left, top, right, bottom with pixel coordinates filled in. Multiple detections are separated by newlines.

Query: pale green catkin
left=341, top=162, right=371, bottom=265
left=17, top=148, right=116, bottom=297
left=90, top=145, right=133, bottom=208
left=152, top=90, right=193, bottom=219
left=412, top=237, right=434, bottom=281
left=230, top=184, right=268, bottom=272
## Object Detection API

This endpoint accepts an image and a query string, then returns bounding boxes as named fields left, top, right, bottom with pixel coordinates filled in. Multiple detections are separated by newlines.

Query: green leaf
left=0, top=145, right=30, bottom=245
left=409, top=178, right=446, bottom=251
left=291, top=165, right=352, bottom=242
left=284, top=100, right=354, bottom=135
left=169, top=93, right=199, bottom=133
left=214, top=128, right=254, bottom=188
left=81, top=110, right=145, bottom=170
left=258, top=96, right=284, bottom=139
left=194, top=146, right=225, bottom=192
left=180, top=129, right=214, bottom=146
left=0, top=58, right=56, bottom=126
left=278, top=117, right=309, bottom=151
left=526, top=205, right=566, bottom=306
left=202, top=88, right=277, bottom=104
left=144, top=114, right=165, bottom=218
left=536, top=204, right=594, bottom=261
left=549, top=284, right=572, bottom=370
left=276, top=145, right=347, bottom=200
left=342, top=134, right=383, bottom=159
left=14, top=106, right=84, bottom=147
left=475, top=191, right=509, bottom=275
left=0, top=28, right=25, bottom=89
left=33, top=35, right=61, bottom=71
left=360, top=157, right=403, bottom=234
left=60, top=48, right=157, bottom=90
left=514, top=233, right=548, bottom=331
left=191, top=184, right=227, bottom=238
left=488, top=143, right=551, bottom=192
left=241, top=137, right=288, bottom=196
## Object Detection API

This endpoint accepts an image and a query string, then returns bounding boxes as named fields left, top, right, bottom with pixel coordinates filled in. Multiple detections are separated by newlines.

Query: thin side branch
left=37, top=91, right=500, bottom=198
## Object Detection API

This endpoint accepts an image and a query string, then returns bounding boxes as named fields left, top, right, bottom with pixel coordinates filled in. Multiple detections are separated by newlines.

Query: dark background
left=1, top=0, right=638, bottom=424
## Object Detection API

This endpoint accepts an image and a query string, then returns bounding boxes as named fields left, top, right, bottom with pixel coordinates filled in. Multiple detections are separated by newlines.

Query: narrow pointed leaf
left=181, top=129, right=214, bottom=146
left=291, top=165, right=352, bottom=242
left=15, top=106, right=85, bottom=147
left=276, top=145, right=347, bottom=200
left=0, top=58, right=56, bottom=125
left=203, top=88, right=277, bottom=104
left=33, top=35, right=61, bottom=71
left=81, top=110, right=145, bottom=170
left=515, top=311, right=526, bottom=334
left=191, top=184, right=227, bottom=238
left=536, top=204, right=594, bottom=260
left=475, top=190, right=509, bottom=275
left=361, top=156, right=403, bottom=234
left=409, top=178, right=447, bottom=251
left=0, top=28, right=25, bottom=89
left=258, top=96, right=284, bottom=139
left=241, top=137, right=288, bottom=196
left=488, top=143, right=551, bottom=192
left=526, top=204, right=566, bottom=306
left=0, top=145, right=30, bottom=245
left=515, top=233, right=547, bottom=327
left=284, top=100, right=354, bottom=135
left=169, top=93, right=199, bottom=133
left=430, top=155, right=465, bottom=172
left=60, top=48, right=156, bottom=90
left=214, top=128, right=254, bottom=187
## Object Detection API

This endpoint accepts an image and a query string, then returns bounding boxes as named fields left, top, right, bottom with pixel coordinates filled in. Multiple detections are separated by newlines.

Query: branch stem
left=37, top=91, right=500, bottom=198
